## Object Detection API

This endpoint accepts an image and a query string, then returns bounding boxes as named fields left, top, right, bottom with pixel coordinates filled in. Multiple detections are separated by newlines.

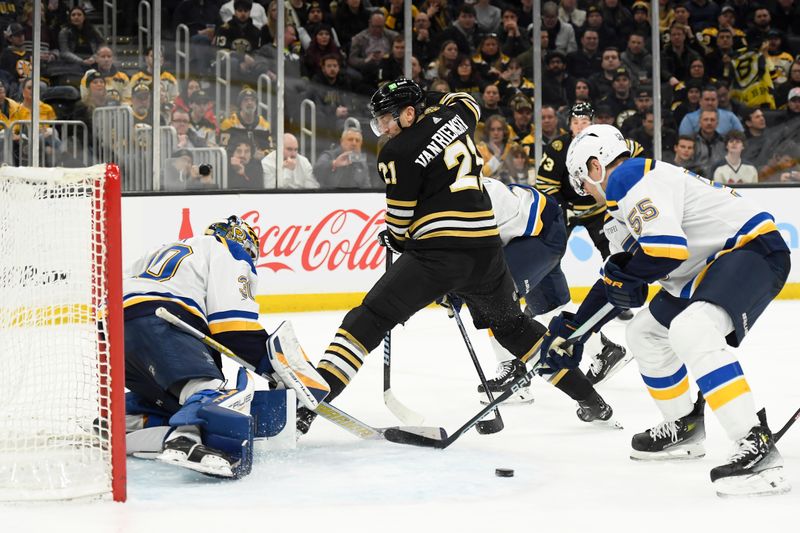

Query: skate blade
left=714, top=467, right=792, bottom=498
left=590, top=417, right=624, bottom=430
left=630, top=442, right=706, bottom=461
left=157, top=450, right=235, bottom=478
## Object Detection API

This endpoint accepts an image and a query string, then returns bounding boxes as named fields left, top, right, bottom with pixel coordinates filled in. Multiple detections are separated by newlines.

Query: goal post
left=0, top=164, right=126, bottom=502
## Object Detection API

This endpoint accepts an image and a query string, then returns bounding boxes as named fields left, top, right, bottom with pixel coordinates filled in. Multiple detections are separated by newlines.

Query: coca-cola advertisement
left=120, top=190, right=800, bottom=312
left=123, top=193, right=389, bottom=303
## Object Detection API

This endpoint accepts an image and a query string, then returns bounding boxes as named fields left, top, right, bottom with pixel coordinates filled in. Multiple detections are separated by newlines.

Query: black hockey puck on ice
left=495, top=468, right=514, bottom=477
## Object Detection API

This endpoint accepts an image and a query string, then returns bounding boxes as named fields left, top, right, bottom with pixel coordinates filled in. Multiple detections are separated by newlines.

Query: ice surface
left=4, top=303, right=799, bottom=533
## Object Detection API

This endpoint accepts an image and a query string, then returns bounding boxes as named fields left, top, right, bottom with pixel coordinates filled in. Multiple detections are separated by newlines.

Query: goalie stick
left=382, top=303, right=617, bottom=449
left=154, top=307, right=444, bottom=443
left=382, top=249, right=425, bottom=425
left=449, top=298, right=503, bottom=435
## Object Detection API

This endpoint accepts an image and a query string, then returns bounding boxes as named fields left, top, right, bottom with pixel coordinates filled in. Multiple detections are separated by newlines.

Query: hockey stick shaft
left=384, top=302, right=616, bottom=449
left=775, top=407, right=800, bottom=442
left=380, top=249, right=425, bottom=425
left=155, top=307, right=392, bottom=441
left=383, top=249, right=392, bottom=394
left=450, top=299, right=503, bottom=430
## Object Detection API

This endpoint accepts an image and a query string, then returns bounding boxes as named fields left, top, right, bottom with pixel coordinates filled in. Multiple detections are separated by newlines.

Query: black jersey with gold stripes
left=380, top=92, right=501, bottom=250
left=535, top=134, right=643, bottom=221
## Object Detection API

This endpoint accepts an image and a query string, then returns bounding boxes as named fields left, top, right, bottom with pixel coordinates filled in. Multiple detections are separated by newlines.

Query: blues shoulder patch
left=605, top=158, right=656, bottom=204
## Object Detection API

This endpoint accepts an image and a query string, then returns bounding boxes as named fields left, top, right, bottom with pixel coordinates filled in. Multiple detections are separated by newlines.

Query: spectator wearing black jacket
left=566, top=28, right=602, bottom=80
left=661, top=22, right=701, bottom=87
left=333, top=0, right=370, bottom=51
left=307, top=54, right=355, bottom=147
left=541, top=50, right=576, bottom=107
left=172, top=0, right=223, bottom=76
left=434, top=4, right=480, bottom=56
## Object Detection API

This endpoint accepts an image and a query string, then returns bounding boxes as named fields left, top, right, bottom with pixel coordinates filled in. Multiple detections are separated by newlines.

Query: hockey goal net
left=0, top=164, right=126, bottom=502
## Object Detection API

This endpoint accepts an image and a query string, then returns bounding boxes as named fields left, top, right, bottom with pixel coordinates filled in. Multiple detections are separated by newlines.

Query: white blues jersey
left=603, top=158, right=785, bottom=298
left=124, top=235, right=267, bottom=364
left=482, top=177, right=560, bottom=246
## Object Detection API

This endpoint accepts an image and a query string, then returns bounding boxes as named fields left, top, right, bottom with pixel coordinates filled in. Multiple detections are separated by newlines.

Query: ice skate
left=576, top=391, right=623, bottom=429
left=296, top=406, right=318, bottom=438
left=711, top=411, right=791, bottom=497
left=157, top=436, right=239, bottom=478
left=477, top=359, right=534, bottom=405
left=586, top=333, right=632, bottom=385
left=631, top=393, right=706, bottom=460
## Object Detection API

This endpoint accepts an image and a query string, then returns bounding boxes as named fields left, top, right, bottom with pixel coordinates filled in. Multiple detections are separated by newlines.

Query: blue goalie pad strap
left=169, top=389, right=225, bottom=427
left=251, top=390, right=288, bottom=438
left=200, top=404, right=254, bottom=478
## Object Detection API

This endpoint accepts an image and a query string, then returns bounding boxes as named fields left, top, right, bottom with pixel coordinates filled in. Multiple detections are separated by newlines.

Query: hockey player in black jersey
left=530, top=102, right=638, bottom=379
left=297, top=79, right=618, bottom=435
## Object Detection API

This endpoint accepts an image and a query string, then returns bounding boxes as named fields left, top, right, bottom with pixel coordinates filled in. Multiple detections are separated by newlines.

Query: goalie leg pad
left=268, top=320, right=330, bottom=409
left=198, top=404, right=254, bottom=478
left=160, top=367, right=255, bottom=478
left=251, top=389, right=297, bottom=450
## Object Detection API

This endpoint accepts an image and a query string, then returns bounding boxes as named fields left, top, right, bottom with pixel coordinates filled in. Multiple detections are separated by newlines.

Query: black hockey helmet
left=369, top=78, right=425, bottom=136
left=569, top=102, right=595, bottom=120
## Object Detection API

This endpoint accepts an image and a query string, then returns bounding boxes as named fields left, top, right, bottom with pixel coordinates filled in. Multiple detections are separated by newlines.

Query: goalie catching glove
left=602, top=252, right=648, bottom=309
left=539, top=312, right=585, bottom=370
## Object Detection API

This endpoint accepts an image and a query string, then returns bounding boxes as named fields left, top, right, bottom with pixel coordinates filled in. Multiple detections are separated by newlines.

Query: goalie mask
left=206, top=215, right=259, bottom=260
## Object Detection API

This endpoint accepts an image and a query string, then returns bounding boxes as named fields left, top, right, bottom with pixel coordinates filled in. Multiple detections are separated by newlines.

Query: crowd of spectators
left=2, top=0, right=800, bottom=187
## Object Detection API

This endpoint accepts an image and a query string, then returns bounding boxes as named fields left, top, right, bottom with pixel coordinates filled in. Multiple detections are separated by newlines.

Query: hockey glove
left=377, top=229, right=404, bottom=254
left=602, top=252, right=648, bottom=309
left=539, top=312, right=585, bottom=370
left=435, top=293, right=463, bottom=318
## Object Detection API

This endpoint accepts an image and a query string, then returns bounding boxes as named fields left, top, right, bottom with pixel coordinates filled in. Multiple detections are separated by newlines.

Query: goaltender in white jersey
left=123, top=216, right=328, bottom=478
left=538, top=124, right=790, bottom=497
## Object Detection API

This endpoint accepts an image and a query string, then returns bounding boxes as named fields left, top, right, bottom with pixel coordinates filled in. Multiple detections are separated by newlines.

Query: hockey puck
left=495, top=468, right=514, bottom=478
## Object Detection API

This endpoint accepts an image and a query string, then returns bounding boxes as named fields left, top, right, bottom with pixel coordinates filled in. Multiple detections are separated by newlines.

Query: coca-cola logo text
left=240, top=208, right=386, bottom=273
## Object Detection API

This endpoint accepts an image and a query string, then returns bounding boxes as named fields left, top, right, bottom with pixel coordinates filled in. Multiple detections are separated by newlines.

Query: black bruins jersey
left=380, top=92, right=501, bottom=250
left=535, top=133, right=643, bottom=222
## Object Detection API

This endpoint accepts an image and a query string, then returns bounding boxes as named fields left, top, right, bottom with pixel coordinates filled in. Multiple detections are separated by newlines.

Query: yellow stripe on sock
left=326, top=345, right=362, bottom=369
left=337, top=328, right=368, bottom=356
left=318, top=362, right=350, bottom=386
left=705, top=378, right=751, bottom=410
left=549, top=369, right=569, bottom=386
left=647, top=375, right=690, bottom=400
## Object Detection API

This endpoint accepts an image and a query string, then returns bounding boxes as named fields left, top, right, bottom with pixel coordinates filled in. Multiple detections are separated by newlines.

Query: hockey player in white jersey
left=539, top=124, right=791, bottom=496
left=478, top=178, right=630, bottom=406
left=123, top=215, right=329, bottom=478
left=475, top=177, right=628, bottom=422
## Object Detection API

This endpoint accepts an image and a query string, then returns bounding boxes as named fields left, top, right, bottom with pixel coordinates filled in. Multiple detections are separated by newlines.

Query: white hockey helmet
left=566, top=124, right=630, bottom=195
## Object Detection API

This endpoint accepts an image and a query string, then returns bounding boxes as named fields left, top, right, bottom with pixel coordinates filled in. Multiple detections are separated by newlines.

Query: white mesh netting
left=0, top=165, right=116, bottom=501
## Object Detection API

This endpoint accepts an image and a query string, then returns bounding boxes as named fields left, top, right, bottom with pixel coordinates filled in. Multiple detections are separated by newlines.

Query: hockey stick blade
left=384, top=391, right=426, bottom=426
left=154, top=307, right=446, bottom=443
left=383, top=426, right=449, bottom=448
left=425, top=303, right=617, bottom=449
